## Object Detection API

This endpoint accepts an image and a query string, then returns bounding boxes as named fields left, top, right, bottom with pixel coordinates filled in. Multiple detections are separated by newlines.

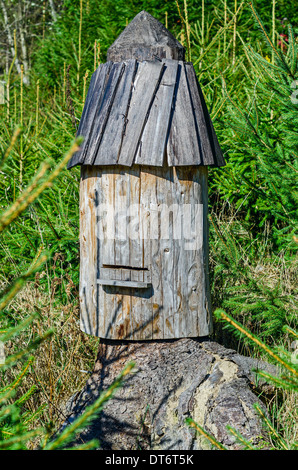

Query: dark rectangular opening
left=102, top=264, right=148, bottom=271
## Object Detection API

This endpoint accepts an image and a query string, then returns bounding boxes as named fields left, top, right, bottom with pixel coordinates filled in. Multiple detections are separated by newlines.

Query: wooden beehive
left=68, top=11, right=225, bottom=340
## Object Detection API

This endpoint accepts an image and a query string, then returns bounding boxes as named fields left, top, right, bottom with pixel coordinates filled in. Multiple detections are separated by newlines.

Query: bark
left=49, top=0, right=58, bottom=22
left=0, top=0, right=22, bottom=75
left=17, top=1, right=29, bottom=85
left=61, top=339, right=277, bottom=450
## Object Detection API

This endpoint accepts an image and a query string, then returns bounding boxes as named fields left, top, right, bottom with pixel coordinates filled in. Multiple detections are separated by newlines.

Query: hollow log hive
left=67, top=11, right=225, bottom=340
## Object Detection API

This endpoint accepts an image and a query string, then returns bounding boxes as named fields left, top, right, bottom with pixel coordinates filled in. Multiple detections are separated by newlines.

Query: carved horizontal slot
left=98, top=265, right=151, bottom=288
left=102, top=264, right=149, bottom=271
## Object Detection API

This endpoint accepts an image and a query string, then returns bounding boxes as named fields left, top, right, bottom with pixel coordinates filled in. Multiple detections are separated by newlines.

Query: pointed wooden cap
left=107, top=11, right=185, bottom=62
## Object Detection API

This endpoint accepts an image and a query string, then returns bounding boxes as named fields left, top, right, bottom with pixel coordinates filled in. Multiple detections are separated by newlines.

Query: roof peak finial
left=107, top=11, right=185, bottom=62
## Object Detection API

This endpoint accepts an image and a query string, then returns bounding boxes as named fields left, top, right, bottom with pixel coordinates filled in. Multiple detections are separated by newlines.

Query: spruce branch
left=185, top=417, right=227, bottom=450
left=44, top=362, right=135, bottom=450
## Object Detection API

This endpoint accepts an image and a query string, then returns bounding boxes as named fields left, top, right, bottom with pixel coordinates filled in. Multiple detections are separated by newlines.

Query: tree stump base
left=62, top=338, right=276, bottom=450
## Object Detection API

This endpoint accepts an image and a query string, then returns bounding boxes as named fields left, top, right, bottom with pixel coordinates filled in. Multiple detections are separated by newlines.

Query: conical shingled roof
left=67, top=12, right=225, bottom=169
left=107, top=10, right=185, bottom=62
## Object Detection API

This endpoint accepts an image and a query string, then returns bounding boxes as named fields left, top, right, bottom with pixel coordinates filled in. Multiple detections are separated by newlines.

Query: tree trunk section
left=62, top=339, right=276, bottom=450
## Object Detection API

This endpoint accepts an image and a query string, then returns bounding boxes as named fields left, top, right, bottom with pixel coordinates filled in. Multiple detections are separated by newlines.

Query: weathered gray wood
left=93, top=60, right=137, bottom=165
left=127, top=166, right=143, bottom=268
left=99, top=266, right=151, bottom=282
left=135, top=59, right=178, bottom=166
left=79, top=166, right=99, bottom=335
left=68, top=59, right=225, bottom=169
left=201, top=166, right=213, bottom=333
left=78, top=62, right=113, bottom=165
left=107, top=11, right=185, bottom=62
left=118, top=60, right=164, bottom=166
left=140, top=168, right=163, bottom=339
left=184, top=63, right=215, bottom=166
left=95, top=168, right=117, bottom=338
left=79, top=165, right=211, bottom=340
left=84, top=62, right=125, bottom=165
left=97, top=279, right=151, bottom=288
left=167, top=62, right=202, bottom=166
left=67, top=64, right=106, bottom=169
left=68, top=13, right=225, bottom=170
left=185, top=63, right=225, bottom=167
left=202, top=103, right=226, bottom=167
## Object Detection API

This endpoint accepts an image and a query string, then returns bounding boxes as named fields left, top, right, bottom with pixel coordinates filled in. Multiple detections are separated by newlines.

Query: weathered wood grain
left=135, top=59, right=178, bottom=166
left=200, top=166, right=213, bottom=334
left=79, top=166, right=98, bottom=335
left=99, top=266, right=151, bottom=282
left=185, top=63, right=225, bottom=167
left=139, top=167, right=162, bottom=339
left=97, top=279, right=150, bottom=288
left=107, top=11, right=185, bottom=62
left=84, top=62, right=125, bottom=165
left=167, top=62, right=202, bottom=166
left=68, top=64, right=106, bottom=169
left=74, top=63, right=112, bottom=167
left=126, top=166, right=152, bottom=339
left=79, top=166, right=212, bottom=340
left=93, top=60, right=137, bottom=165
left=184, top=63, right=215, bottom=166
left=68, top=59, right=225, bottom=169
left=117, top=60, right=164, bottom=166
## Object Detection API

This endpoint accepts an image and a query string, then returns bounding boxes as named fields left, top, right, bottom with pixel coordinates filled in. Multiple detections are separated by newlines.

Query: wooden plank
left=158, top=167, right=176, bottom=338
left=167, top=62, right=202, bottom=166
left=127, top=166, right=151, bottom=339
left=93, top=60, right=137, bottom=166
left=69, top=61, right=225, bottom=169
left=181, top=168, right=202, bottom=337
left=98, top=168, right=116, bottom=267
left=96, top=168, right=117, bottom=338
left=117, top=61, right=165, bottom=166
left=76, top=68, right=98, bottom=137
left=95, top=167, right=116, bottom=338
left=113, top=169, right=134, bottom=339
left=135, top=60, right=178, bottom=166
left=200, top=166, right=213, bottom=335
left=204, top=110, right=226, bottom=167
left=76, top=63, right=112, bottom=166
left=128, top=166, right=143, bottom=269
left=171, top=167, right=186, bottom=338
left=143, top=168, right=164, bottom=339
left=97, top=279, right=150, bottom=288
left=175, top=166, right=210, bottom=337
left=84, top=63, right=125, bottom=165
left=79, top=166, right=99, bottom=336
left=114, top=169, right=130, bottom=267
left=134, top=167, right=155, bottom=340
left=185, top=64, right=225, bottom=167
left=68, top=65, right=107, bottom=169
left=184, top=63, right=215, bottom=166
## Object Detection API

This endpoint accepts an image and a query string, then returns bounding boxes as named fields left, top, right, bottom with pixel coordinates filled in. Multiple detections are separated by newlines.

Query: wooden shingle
left=68, top=10, right=225, bottom=170
left=68, top=59, right=225, bottom=169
